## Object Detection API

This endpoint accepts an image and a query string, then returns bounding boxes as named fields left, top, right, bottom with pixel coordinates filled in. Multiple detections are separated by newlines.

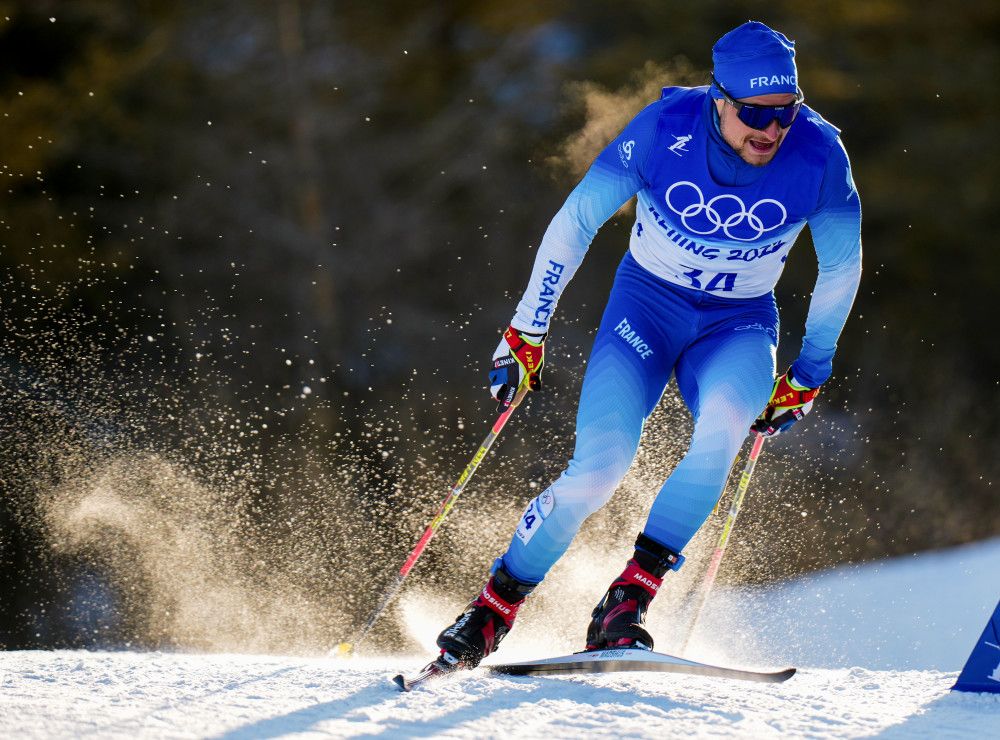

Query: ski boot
left=436, top=561, right=536, bottom=669
left=585, top=533, right=683, bottom=651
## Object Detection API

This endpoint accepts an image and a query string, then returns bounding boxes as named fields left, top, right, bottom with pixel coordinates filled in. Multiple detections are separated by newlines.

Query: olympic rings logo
left=665, top=181, right=787, bottom=241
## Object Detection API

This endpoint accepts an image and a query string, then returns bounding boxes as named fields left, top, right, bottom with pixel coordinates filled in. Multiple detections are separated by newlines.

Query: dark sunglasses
left=711, top=74, right=804, bottom=130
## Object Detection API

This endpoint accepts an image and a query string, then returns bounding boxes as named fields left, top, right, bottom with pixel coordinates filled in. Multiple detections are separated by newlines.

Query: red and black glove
left=751, top=369, right=821, bottom=437
left=489, top=326, right=545, bottom=411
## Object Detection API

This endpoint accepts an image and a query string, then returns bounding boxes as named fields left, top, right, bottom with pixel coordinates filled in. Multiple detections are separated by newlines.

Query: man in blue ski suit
left=435, top=21, right=862, bottom=667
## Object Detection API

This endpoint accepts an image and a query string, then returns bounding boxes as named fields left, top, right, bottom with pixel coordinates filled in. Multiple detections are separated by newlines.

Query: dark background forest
left=1, top=0, right=998, bottom=655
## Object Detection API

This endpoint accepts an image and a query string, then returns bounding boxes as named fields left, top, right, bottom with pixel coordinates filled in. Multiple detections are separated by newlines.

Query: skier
left=435, top=21, right=862, bottom=669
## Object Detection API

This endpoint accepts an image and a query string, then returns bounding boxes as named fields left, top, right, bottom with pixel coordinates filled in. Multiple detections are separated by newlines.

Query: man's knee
left=692, top=395, right=759, bottom=440
left=554, top=462, right=628, bottom=518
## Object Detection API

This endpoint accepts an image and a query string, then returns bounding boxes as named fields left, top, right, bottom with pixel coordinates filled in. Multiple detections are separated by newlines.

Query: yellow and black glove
left=752, top=369, right=821, bottom=437
left=489, top=326, right=545, bottom=411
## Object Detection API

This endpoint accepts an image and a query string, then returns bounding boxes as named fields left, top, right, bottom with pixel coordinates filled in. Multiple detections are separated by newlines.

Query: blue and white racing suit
left=501, top=86, right=862, bottom=583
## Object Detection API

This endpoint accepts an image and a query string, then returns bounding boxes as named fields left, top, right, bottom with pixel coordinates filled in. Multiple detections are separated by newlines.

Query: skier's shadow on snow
left=203, top=681, right=505, bottom=740
left=204, top=674, right=688, bottom=740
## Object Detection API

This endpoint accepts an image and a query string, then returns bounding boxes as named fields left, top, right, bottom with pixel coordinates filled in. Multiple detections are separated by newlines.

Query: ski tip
left=392, top=674, right=410, bottom=692
left=778, top=667, right=797, bottom=682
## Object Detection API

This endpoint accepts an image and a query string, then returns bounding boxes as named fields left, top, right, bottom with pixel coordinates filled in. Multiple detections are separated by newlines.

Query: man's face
left=715, top=91, right=799, bottom=167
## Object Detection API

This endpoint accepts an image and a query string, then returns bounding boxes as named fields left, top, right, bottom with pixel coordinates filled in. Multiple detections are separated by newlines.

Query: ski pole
left=336, top=380, right=531, bottom=656
left=680, top=431, right=766, bottom=657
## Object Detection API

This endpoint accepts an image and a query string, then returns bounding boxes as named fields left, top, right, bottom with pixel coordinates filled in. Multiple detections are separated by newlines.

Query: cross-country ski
left=490, top=647, right=796, bottom=682
left=393, top=647, right=794, bottom=691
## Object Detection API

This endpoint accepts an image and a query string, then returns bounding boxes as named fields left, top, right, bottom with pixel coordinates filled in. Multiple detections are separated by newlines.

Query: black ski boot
left=436, top=563, right=536, bottom=669
left=585, top=533, right=682, bottom=651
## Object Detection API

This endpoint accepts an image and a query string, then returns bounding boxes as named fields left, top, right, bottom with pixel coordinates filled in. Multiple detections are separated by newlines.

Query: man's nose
left=761, top=119, right=781, bottom=140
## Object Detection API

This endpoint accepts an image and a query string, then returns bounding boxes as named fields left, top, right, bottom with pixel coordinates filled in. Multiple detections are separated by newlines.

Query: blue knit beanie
left=711, top=21, right=797, bottom=100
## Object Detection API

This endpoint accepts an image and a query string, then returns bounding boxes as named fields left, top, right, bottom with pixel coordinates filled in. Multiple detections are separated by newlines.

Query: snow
left=3, top=539, right=1000, bottom=739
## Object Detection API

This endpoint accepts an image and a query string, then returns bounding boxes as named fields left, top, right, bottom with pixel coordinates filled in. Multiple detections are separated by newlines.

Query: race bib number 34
left=515, top=490, right=555, bottom=545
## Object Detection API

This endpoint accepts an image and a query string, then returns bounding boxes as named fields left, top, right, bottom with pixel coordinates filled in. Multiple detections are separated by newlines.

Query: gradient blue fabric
left=503, top=253, right=777, bottom=581
left=500, top=82, right=861, bottom=585
left=512, top=88, right=861, bottom=387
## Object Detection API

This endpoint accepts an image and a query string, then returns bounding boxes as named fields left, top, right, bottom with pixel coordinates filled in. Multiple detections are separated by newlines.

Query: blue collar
left=704, top=92, right=767, bottom=187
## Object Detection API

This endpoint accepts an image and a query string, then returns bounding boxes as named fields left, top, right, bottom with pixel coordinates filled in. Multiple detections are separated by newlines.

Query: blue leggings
left=501, top=252, right=778, bottom=584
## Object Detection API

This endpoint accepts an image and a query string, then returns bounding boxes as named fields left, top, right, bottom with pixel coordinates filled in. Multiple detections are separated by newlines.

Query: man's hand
left=489, top=326, right=545, bottom=411
left=752, top=370, right=821, bottom=437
